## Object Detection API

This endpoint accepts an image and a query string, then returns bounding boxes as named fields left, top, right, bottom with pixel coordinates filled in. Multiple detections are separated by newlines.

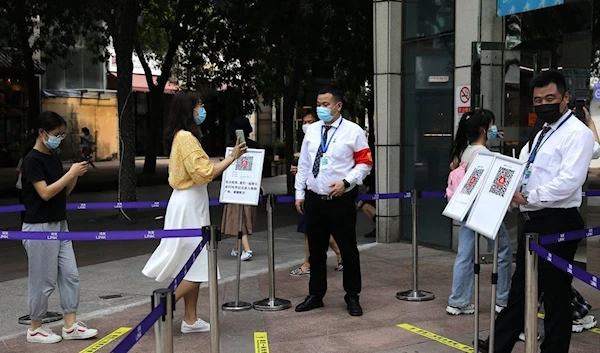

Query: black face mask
left=533, top=103, right=563, bottom=124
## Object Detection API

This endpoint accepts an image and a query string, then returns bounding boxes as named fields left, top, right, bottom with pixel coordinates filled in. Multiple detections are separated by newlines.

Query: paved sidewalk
left=1, top=241, right=598, bottom=353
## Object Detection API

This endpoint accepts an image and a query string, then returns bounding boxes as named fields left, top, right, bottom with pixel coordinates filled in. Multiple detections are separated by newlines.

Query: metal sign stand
left=254, top=194, right=291, bottom=311
left=474, top=232, right=480, bottom=352
left=397, top=190, right=435, bottom=302
left=488, top=235, right=500, bottom=353
left=222, top=207, right=252, bottom=311
left=207, top=225, right=221, bottom=353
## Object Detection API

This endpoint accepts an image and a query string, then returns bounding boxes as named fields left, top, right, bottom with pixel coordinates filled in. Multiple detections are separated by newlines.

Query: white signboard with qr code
left=465, top=154, right=526, bottom=240
left=219, top=148, right=265, bottom=206
left=442, top=152, right=495, bottom=222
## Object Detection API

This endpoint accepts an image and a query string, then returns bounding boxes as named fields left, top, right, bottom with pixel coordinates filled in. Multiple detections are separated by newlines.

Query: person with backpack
left=445, top=109, right=513, bottom=316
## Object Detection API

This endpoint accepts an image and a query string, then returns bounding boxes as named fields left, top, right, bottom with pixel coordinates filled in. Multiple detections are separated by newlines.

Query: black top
left=22, top=149, right=67, bottom=224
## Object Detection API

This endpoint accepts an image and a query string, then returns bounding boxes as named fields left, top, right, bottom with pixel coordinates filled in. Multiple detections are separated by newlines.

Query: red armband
left=354, top=148, right=373, bottom=166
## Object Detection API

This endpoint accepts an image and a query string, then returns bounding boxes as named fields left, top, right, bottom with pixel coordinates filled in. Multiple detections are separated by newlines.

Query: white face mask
left=302, top=124, right=309, bottom=134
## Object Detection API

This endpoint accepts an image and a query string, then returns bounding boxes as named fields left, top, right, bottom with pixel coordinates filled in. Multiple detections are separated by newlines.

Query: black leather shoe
left=295, top=295, right=324, bottom=312
left=346, top=297, right=363, bottom=316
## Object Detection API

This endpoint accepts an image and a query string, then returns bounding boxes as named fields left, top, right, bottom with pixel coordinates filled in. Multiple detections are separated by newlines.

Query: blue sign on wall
left=497, top=0, right=564, bottom=17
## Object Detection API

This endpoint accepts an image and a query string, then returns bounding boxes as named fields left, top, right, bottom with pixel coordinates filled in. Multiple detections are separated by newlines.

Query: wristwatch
left=342, top=179, right=350, bottom=188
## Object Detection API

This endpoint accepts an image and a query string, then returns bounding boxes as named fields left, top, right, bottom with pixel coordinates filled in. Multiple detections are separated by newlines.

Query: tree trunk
left=112, top=1, right=139, bottom=202
left=143, top=88, right=163, bottom=174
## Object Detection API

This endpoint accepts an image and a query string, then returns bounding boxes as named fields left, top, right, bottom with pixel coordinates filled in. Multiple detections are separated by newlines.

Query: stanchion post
left=253, top=194, right=292, bottom=311
left=222, top=206, right=252, bottom=311
left=152, top=288, right=174, bottom=353
left=474, top=232, right=480, bottom=352
left=524, top=233, right=539, bottom=353
left=488, top=235, right=500, bottom=353
left=396, top=189, right=435, bottom=302
left=206, top=226, right=221, bottom=353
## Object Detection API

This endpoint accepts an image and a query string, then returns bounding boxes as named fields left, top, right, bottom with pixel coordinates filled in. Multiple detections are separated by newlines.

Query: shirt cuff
left=295, top=189, right=305, bottom=200
left=526, top=189, right=541, bottom=205
left=344, top=175, right=357, bottom=187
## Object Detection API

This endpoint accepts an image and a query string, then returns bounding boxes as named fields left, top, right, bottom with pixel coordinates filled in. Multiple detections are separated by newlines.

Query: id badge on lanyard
left=320, top=119, right=342, bottom=172
left=521, top=112, right=572, bottom=191
left=320, top=156, right=330, bottom=171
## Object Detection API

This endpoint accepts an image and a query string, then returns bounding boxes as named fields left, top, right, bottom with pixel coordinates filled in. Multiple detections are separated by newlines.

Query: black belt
left=520, top=208, right=576, bottom=221
left=307, top=190, right=336, bottom=201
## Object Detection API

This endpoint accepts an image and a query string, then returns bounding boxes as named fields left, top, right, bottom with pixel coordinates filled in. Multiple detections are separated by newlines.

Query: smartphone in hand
left=575, top=98, right=587, bottom=121
left=235, top=129, right=246, bottom=144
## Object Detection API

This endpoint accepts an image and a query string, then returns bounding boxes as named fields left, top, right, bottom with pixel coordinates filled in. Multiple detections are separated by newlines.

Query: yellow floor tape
left=254, top=332, right=270, bottom=353
left=79, top=327, right=131, bottom=353
left=397, top=323, right=474, bottom=353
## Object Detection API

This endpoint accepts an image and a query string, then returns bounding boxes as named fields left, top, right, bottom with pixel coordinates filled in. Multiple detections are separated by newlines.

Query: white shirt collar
left=325, top=116, right=344, bottom=128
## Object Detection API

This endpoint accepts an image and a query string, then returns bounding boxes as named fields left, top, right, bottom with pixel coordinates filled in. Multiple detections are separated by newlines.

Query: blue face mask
left=194, top=107, right=207, bottom=125
left=317, top=102, right=341, bottom=123
left=44, top=131, right=64, bottom=150
left=487, top=125, right=498, bottom=140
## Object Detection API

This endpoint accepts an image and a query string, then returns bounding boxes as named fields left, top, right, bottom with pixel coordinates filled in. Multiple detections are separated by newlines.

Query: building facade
left=373, top=0, right=600, bottom=266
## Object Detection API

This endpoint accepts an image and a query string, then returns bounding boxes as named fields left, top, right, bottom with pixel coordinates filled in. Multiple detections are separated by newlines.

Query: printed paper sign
left=466, top=154, right=526, bottom=240
left=219, top=148, right=265, bottom=206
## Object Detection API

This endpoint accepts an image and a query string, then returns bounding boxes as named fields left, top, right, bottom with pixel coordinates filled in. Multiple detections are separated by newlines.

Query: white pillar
left=373, top=1, right=402, bottom=243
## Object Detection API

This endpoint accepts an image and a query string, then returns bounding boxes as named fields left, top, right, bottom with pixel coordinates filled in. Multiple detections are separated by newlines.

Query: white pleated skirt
left=142, top=184, right=220, bottom=283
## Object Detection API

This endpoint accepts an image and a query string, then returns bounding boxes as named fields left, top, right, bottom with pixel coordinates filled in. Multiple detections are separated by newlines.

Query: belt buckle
left=522, top=212, right=530, bottom=221
left=322, top=194, right=333, bottom=201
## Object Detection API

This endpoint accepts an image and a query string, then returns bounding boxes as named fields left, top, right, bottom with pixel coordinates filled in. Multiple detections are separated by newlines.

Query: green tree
left=135, top=0, right=215, bottom=174
left=2, top=0, right=108, bottom=128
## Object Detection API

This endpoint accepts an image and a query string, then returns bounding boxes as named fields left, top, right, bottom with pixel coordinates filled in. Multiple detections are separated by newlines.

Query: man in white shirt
left=479, top=71, right=594, bottom=353
left=294, top=85, right=373, bottom=316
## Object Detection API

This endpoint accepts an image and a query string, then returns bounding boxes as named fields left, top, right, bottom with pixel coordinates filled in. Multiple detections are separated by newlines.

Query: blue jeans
left=448, top=221, right=512, bottom=307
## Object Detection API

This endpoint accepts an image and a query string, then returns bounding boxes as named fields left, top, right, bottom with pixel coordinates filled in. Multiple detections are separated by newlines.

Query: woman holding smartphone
left=143, top=91, right=247, bottom=333
left=21, top=112, right=96, bottom=344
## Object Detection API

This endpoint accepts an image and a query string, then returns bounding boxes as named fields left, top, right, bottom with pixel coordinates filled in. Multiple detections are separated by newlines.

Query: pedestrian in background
left=143, top=91, right=247, bottom=334
left=294, top=85, right=373, bottom=316
left=80, top=128, right=96, bottom=169
left=220, top=117, right=260, bottom=261
left=21, top=112, right=95, bottom=344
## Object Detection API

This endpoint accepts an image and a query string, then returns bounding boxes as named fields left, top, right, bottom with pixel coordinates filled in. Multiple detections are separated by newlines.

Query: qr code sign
left=489, top=167, right=514, bottom=197
left=461, top=168, right=484, bottom=196
left=235, top=156, right=253, bottom=171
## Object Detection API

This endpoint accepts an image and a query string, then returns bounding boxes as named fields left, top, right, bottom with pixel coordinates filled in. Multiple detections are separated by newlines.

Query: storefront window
left=403, top=0, right=455, bottom=40
left=0, top=75, right=28, bottom=167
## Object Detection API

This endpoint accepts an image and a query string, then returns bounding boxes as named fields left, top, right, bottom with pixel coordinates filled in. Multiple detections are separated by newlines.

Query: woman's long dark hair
left=164, top=90, right=202, bottom=154
left=22, top=111, right=67, bottom=158
left=451, top=109, right=495, bottom=161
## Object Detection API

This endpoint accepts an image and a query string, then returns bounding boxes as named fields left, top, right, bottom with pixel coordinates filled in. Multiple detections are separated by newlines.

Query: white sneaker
left=181, top=318, right=210, bottom=333
left=26, top=326, right=62, bottom=344
left=446, top=304, right=475, bottom=315
left=495, top=304, right=506, bottom=314
left=518, top=332, right=541, bottom=342
left=231, top=249, right=238, bottom=257
left=241, top=250, right=253, bottom=261
left=573, top=315, right=597, bottom=332
left=62, top=321, right=98, bottom=340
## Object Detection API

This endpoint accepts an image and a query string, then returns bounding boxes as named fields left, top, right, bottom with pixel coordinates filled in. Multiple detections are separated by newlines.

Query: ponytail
left=451, top=112, right=472, bottom=161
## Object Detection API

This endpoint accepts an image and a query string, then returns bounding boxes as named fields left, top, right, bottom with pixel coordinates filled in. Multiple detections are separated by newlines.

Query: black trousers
left=305, top=188, right=361, bottom=299
left=493, top=208, right=582, bottom=353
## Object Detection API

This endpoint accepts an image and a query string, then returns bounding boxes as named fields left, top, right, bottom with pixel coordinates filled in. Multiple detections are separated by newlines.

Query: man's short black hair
left=300, top=108, right=317, bottom=120
left=530, top=70, right=567, bottom=96
left=317, top=85, right=344, bottom=102
left=82, top=127, right=90, bottom=134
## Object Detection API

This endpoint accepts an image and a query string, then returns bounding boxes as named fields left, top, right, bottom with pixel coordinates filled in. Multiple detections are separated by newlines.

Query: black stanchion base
left=18, top=312, right=63, bottom=325
left=221, top=301, right=253, bottom=312
left=396, top=290, right=435, bottom=302
left=252, top=298, right=292, bottom=311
